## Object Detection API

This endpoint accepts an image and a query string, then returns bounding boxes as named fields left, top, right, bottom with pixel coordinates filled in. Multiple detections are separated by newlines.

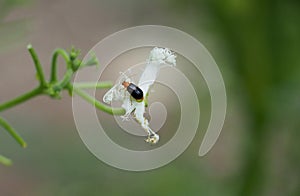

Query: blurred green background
left=1, top=0, right=300, bottom=195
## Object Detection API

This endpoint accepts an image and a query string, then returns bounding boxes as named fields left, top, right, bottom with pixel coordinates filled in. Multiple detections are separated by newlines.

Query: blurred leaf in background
left=0, top=0, right=30, bottom=52
left=0, top=0, right=30, bottom=164
left=172, top=0, right=300, bottom=195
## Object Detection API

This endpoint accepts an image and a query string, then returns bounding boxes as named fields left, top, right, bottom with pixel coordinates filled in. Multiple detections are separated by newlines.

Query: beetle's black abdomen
left=127, top=83, right=144, bottom=100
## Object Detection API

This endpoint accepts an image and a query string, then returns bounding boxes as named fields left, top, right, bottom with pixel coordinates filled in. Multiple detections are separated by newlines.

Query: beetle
left=122, top=81, right=144, bottom=102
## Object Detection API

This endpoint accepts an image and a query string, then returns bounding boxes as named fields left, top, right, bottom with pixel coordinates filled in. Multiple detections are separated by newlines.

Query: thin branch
left=70, top=85, right=125, bottom=115
left=27, top=45, right=47, bottom=87
left=0, top=155, right=12, bottom=166
left=73, top=81, right=113, bottom=89
left=50, top=48, right=71, bottom=83
left=0, top=117, right=27, bottom=148
left=0, top=87, right=42, bottom=112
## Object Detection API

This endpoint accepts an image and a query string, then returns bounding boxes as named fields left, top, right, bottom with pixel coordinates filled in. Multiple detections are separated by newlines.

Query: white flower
left=103, top=47, right=176, bottom=144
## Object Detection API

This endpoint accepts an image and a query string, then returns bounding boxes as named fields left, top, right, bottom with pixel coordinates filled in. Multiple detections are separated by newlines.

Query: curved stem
left=53, top=69, right=74, bottom=91
left=50, top=49, right=70, bottom=83
left=0, top=117, right=27, bottom=148
left=27, top=45, right=47, bottom=87
left=0, top=87, right=42, bottom=112
left=69, top=85, right=125, bottom=115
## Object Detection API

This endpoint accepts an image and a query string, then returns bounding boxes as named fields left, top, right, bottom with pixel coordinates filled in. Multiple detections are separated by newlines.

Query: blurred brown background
left=1, top=0, right=300, bottom=195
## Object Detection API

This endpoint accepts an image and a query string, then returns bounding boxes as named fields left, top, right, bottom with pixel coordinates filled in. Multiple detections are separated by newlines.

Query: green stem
left=50, top=49, right=70, bottom=83
left=53, top=69, right=73, bottom=91
left=0, top=117, right=27, bottom=148
left=0, top=155, right=12, bottom=166
left=73, top=81, right=113, bottom=89
left=0, top=45, right=125, bottom=166
left=69, top=85, right=125, bottom=115
left=0, top=87, right=42, bottom=112
left=27, top=45, right=47, bottom=87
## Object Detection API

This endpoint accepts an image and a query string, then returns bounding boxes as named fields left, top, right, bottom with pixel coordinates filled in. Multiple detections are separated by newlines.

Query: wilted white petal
left=139, top=47, right=176, bottom=94
left=121, top=96, right=137, bottom=120
left=103, top=47, right=176, bottom=144
left=103, top=72, right=132, bottom=104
